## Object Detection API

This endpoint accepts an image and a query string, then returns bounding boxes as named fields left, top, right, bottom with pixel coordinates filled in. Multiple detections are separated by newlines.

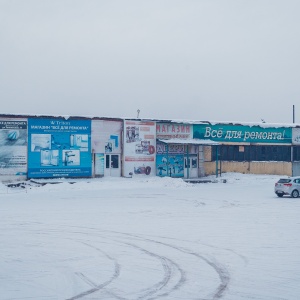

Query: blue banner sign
left=193, top=124, right=292, bottom=144
left=28, top=118, right=91, bottom=178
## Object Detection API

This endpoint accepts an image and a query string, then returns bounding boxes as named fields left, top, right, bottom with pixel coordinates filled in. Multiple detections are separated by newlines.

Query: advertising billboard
left=92, top=120, right=122, bottom=154
left=156, top=142, right=185, bottom=177
left=194, top=124, right=292, bottom=144
left=123, top=120, right=156, bottom=176
left=28, top=118, right=91, bottom=178
left=0, top=119, right=27, bottom=179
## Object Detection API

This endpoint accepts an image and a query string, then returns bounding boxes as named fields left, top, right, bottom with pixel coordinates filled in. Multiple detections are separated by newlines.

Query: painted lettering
left=204, top=127, right=212, bottom=138
left=225, top=131, right=232, bottom=139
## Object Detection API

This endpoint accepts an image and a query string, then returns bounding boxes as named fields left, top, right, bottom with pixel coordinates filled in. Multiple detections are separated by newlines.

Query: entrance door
left=184, top=155, right=198, bottom=178
left=104, top=154, right=121, bottom=177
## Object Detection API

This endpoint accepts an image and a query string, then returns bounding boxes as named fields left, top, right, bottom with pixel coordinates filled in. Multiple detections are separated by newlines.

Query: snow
left=1, top=173, right=300, bottom=300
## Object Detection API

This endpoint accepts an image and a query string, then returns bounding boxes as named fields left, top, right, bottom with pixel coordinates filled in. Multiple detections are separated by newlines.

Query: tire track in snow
left=66, top=241, right=121, bottom=300
left=122, top=241, right=186, bottom=300
left=29, top=225, right=229, bottom=300
left=65, top=234, right=185, bottom=300
left=111, top=231, right=230, bottom=300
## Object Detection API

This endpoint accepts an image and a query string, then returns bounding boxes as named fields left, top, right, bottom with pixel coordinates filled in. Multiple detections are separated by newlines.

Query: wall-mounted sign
left=156, top=123, right=192, bottom=139
left=194, top=124, right=292, bottom=144
left=91, top=120, right=121, bottom=154
left=292, top=128, right=300, bottom=145
left=0, top=119, right=27, bottom=179
left=28, top=118, right=91, bottom=178
left=123, top=120, right=156, bottom=176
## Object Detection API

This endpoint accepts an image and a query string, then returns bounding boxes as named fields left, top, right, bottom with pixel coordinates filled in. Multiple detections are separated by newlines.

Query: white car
left=274, top=177, right=300, bottom=198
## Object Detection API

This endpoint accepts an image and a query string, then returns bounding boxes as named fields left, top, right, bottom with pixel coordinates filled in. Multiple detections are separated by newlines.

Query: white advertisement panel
left=92, top=120, right=122, bottom=154
left=0, top=118, right=27, bottom=180
left=292, top=128, right=300, bottom=145
left=156, top=123, right=192, bottom=139
left=123, top=120, right=156, bottom=177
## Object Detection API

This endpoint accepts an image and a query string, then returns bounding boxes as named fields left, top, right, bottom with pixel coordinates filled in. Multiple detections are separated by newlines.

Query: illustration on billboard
left=28, top=118, right=91, bottom=178
left=156, top=155, right=184, bottom=177
left=0, top=119, right=27, bottom=178
left=135, top=140, right=155, bottom=155
left=156, top=141, right=185, bottom=177
left=105, top=135, right=119, bottom=153
left=123, top=121, right=156, bottom=176
left=126, top=126, right=140, bottom=143
left=134, top=165, right=152, bottom=175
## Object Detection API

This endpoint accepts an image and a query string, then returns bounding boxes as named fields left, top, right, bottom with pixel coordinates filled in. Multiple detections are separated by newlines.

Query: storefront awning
left=158, top=138, right=219, bottom=145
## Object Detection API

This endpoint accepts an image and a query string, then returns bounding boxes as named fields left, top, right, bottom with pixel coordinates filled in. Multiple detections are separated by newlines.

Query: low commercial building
left=1, top=114, right=300, bottom=181
left=193, top=122, right=300, bottom=176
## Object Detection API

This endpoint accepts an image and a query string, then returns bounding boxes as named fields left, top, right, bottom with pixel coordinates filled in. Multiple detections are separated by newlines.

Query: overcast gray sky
left=1, top=0, right=300, bottom=123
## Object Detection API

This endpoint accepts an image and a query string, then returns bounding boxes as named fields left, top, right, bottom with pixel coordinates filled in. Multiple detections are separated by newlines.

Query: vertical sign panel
left=123, top=120, right=156, bottom=176
left=28, top=118, right=91, bottom=178
left=91, top=120, right=122, bottom=154
left=156, top=142, right=185, bottom=177
left=0, top=118, right=27, bottom=179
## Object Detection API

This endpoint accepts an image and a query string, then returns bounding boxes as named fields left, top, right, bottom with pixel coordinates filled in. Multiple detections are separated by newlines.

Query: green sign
left=193, top=124, right=292, bottom=144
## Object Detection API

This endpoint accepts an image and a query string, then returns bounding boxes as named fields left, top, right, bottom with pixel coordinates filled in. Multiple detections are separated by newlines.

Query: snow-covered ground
left=1, top=173, right=300, bottom=300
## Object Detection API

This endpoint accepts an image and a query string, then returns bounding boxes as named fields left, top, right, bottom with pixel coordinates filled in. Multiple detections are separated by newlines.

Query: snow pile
left=0, top=182, right=7, bottom=193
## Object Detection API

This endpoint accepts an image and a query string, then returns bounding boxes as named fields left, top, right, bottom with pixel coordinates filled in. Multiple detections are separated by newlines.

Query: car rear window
left=278, top=179, right=291, bottom=183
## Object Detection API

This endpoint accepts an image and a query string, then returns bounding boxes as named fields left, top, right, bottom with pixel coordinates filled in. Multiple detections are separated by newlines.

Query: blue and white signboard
left=28, top=118, right=91, bottom=178
left=0, top=118, right=27, bottom=180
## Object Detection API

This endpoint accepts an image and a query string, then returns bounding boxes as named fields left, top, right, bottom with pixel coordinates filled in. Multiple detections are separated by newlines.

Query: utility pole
left=292, top=105, right=295, bottom=175
left=293, top=105, right=295, bottom=123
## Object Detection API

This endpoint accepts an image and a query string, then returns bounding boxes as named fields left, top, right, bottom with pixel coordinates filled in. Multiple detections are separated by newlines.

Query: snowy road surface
left=1, top=174, right=300, bottom=300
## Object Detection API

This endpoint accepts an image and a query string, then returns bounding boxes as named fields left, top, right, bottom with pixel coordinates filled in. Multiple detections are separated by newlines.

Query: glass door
left=104, top=154, right=121, bottom=177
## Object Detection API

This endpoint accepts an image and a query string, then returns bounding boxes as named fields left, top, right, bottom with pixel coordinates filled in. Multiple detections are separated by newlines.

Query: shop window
left=192, top=158, right=197, bottom=168
left=106, top=155, right=110, bottom=168
left=111, top=155, right=119, bottom=168
left=185, top=158, right=190, bottom=168
left=293, top=146, right=300, bottom=161
left=212, top=145, right=291, bottom=162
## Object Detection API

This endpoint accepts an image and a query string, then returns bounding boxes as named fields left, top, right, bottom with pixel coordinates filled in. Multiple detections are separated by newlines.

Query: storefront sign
left=156, top=142, right=185, bottom=154
left=194, top=124, right=292, bottom=144
left=156, top=123, right=192, bottom=139
left=28, top=118, right=91, bottom=178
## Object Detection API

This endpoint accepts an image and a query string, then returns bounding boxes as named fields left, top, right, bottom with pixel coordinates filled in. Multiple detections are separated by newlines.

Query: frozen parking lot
left=1, top=173, right=300, bottom=300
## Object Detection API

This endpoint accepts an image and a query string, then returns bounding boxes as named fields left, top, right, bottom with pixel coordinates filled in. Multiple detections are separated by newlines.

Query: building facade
left=1, top=114, right=300, bottom=182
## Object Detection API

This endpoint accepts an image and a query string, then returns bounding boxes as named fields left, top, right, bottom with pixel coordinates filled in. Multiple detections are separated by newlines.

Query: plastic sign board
left=0, top=119, right=27, bottom=179
left=194, top=124, right=292, bottom=144
left=156, top=123, right=192, bottom=139
left=28, top=118, right=92, bottom=178
left=123, top=120, right=156, bottom=176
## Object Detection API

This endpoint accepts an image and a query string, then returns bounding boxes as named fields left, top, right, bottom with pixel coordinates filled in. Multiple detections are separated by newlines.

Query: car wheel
left=277, top=193, right=284, bottom=198
left=291, top=189, right=299, bottom=198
